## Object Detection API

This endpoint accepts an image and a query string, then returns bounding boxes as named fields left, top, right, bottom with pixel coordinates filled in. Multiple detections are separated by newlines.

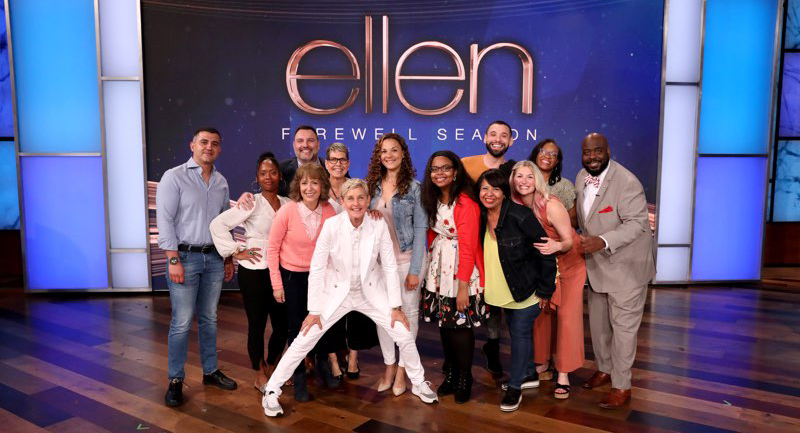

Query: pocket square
left=598, top=206, right=613, bottom=213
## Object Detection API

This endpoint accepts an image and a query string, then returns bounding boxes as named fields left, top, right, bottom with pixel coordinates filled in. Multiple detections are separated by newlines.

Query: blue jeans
left=504, top=304, right=541, bottom=389
left=166, top=250, right=224, bottom=379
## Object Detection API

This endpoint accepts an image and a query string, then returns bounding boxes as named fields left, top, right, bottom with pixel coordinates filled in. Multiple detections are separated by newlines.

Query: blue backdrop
left=143, top=0, right=663, bottom=196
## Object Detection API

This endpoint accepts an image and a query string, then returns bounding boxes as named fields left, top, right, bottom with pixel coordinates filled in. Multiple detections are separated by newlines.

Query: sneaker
left=501, top=374, right=540, bottom=391
left=164, top=378, right=183, bottom=406
left=500, top=387, right=522, bottom=412
left=411, top=381, right=438, bottom=404
left=203, top=369, right=238, bottom=390
left=262, top=392, right=284, bottom=417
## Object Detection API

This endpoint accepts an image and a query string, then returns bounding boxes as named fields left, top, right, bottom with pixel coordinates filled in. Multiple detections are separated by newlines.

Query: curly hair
left=527, top=138, right=562, bottom=186
left=365, top=133, right=416, bottom=197
left=288, top=163, right=331, bottom=203
left=420, top=150, right=476, bottom=227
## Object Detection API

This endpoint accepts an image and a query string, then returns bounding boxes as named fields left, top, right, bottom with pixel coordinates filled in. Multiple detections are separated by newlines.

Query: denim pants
left=167, top=250, right=224, bottom=379
left=504, top=304, right=541, bottom=390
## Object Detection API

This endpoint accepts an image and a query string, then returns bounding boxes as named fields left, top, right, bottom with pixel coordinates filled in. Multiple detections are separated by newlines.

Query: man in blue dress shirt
left=156, top=127, right=237, bottom=406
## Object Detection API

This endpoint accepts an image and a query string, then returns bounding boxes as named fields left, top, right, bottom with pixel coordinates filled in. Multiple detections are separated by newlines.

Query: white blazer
left=307, top=212, right=402, bottom=321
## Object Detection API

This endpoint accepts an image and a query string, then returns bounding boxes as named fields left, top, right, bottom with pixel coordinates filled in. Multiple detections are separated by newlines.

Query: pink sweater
left=267, top=200, right=336, bottom=291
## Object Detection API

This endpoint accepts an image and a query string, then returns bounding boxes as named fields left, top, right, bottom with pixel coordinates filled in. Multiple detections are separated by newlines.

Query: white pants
left=376, top=261, right=420, bottom=367
left=265, top=285, right=426, bottom=396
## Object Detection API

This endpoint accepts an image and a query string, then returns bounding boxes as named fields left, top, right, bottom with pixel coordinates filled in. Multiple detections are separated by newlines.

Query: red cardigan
left=428, top=193, right=485, bottom=287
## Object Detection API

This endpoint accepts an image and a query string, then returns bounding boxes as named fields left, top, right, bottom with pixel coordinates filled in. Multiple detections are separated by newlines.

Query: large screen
left=143, top=0, right=664, bottom=288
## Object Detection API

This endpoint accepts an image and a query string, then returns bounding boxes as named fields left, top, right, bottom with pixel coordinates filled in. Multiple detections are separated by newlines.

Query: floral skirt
left=421, top=278, right=489, bottom=329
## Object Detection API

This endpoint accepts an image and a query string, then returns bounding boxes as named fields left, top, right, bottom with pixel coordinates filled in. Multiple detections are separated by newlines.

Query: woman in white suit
left=262, top=178, right=437, bottom=417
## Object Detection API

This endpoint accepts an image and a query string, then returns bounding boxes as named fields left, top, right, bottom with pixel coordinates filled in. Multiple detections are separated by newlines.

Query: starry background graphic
left=142, top=0, right=663, bottom=200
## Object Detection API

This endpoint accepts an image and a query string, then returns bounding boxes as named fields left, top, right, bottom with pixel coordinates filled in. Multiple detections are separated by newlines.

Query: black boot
left=315, top=353, right=342, bottom=389
left=481, top=338, right=503, bottom=375
left=454, top=370, right=473, bottom=404
left=164, top=378, right=183, bottom=406
left=293, top=370, right=312, bottom=402
left=437, top=364, right=457, bottom=396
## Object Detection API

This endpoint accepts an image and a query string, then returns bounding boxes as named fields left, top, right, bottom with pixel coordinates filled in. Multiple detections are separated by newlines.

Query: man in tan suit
left=575, top=133, right=655, bottom=409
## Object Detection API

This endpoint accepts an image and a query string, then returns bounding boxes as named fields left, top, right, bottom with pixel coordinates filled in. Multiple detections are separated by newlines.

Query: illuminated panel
left=692, top=157, right=767, bottom=280
left=0, top=142, right=18, bottom=229
left=111, top=252, right=148, bottom=288
left=665, top=0, right=703, bottom=83
left=698, top=0, right=779, bottom=154
left=104, top=80, right=145, bottom=248
left=655, top=247, right=690, bottom=282
left=9, top=0, right=101, bottom=153
left=98, top=0, right=140, bottom=77
left=21, top=156, right=108, bottom=289
left=658, top=85, right=697, bottom=244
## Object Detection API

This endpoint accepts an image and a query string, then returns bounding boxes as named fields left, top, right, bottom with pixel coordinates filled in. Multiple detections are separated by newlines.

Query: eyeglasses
left=431, top=165, right=454, bottom=173
left=539, top=151, right=558, bottom=158
left=327, top=157, right=349, bottom=165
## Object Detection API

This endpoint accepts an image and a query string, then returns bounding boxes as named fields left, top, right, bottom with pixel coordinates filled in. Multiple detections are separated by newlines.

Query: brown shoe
left=582, top=371, right=611, bottom=389
left=599, top=388, right=631, bottom=409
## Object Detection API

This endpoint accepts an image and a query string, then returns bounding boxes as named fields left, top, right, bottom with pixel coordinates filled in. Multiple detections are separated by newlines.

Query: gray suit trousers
left=587, top=283, right=647, bottom=389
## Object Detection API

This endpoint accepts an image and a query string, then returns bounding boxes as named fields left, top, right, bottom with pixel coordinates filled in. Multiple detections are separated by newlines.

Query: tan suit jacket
left=576, top=160, right=655, bottom=293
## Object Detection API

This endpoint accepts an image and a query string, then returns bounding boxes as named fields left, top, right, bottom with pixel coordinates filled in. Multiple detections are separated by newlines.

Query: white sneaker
left=262, top=392, right=284, bottom=417
left=411, top=381, right=438, bottom=404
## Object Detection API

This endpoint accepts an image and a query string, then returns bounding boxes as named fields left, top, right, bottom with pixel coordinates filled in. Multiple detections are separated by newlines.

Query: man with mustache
left=575, top=132, right=654, bottom=409
left=460, top=120, right=516, bottom=376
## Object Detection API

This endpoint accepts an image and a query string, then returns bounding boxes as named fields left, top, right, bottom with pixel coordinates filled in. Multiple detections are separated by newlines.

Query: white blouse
left=210, top=194, right=291, bottom=270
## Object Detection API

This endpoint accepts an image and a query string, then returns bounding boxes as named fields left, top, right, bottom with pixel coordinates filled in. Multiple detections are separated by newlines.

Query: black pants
left=440, top=327, right=475, bottom=373
left=281, top=266, right=345, bottom=374
left=238, top=266, right=288, bottom=370
left=314, top=311, right=379, bottom=354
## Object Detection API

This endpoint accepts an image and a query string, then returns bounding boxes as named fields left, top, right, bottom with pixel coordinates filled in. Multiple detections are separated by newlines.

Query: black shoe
left=316, top=354, right=342, bottom=389
left=481, top=339, right=503, bottom=375
left=203, top=369, right=238, bottom=390
left=437, top=365, right=457, bottom=396
left=501, top=372, right=540, bottom=390
left=454, top=370, right=473, bottom=404
left=293, top=371, right=312, bottom=402
left=500, top=387, right=522, bottom=412
left=164, top=378, right=183, bottom=406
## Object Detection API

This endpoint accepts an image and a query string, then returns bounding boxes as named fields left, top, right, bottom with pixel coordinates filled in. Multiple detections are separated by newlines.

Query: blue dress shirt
left=156, top=157, right=230, bottom=251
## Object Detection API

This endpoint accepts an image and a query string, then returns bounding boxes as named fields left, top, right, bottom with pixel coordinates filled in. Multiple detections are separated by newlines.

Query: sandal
left=537, top=361, right=555, bottom=381
left=554, top=383, right=570, bottom=400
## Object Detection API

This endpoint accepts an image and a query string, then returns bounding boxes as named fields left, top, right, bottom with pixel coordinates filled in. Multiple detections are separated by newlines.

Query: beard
left=485, top=142, right=509, bottom=158
left=584, top=157, right=610, bottom=176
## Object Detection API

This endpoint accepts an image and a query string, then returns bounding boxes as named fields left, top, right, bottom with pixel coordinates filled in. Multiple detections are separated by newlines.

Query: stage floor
left=0, top=283, right=798, bottom=432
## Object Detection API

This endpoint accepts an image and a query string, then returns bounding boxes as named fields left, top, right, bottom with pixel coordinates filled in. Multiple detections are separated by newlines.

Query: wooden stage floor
left=0, top=282, right=798, bottom=432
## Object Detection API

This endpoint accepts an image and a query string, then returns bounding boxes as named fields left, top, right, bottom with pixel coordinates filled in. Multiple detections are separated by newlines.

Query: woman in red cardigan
left=420, top=150, right=486, bottom=404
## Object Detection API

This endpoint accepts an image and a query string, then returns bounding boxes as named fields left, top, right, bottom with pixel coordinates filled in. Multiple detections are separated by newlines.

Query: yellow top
left=483, top=231, right=539, bottom=309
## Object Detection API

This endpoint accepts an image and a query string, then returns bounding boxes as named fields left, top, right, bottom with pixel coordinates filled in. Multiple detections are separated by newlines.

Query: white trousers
left=376, top=261, right=420, bottom=366
left=265, top=286, right=426, bottom=396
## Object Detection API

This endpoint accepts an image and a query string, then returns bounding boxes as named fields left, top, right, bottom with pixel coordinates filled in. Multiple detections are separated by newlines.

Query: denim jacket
left=370, top=179, right=427, bottom=276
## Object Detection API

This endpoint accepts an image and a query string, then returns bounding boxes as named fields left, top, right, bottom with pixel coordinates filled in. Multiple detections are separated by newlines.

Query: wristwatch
left=392, top=306, right=402, bottom=312
left=169, top=257, right=179, bottom=265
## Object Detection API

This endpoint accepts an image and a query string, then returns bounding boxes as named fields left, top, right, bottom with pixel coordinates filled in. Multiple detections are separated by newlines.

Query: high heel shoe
left=376, top=376, right=394, bottom=392
left=537, top=361, right=555, bottom=381
left=392, top=378, right=407, bottom=396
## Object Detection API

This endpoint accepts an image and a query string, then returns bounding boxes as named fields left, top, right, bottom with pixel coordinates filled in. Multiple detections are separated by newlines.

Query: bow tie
left=584, top=175, right=600, bottom=188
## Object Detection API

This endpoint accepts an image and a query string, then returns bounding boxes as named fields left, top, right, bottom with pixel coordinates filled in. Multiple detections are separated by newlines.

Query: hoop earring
left=250, top=180, right=262, bottom=194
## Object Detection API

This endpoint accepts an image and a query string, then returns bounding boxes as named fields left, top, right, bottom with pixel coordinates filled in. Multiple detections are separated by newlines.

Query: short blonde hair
left=340, top=178, right=369, bottom=199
